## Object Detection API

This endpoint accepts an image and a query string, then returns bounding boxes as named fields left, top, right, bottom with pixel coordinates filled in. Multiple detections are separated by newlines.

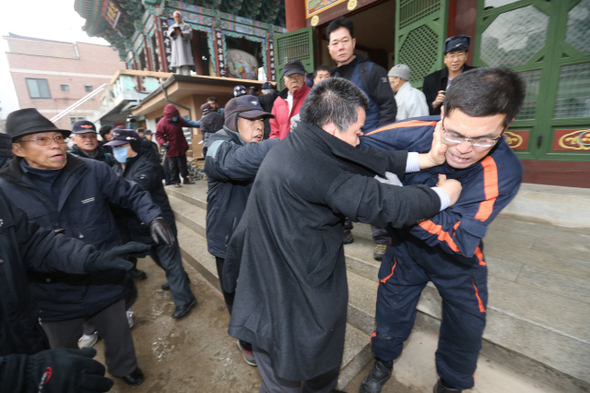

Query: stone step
left=167, top=185, right=590, bottom=391
left=174, top=218, right=371, bottom=389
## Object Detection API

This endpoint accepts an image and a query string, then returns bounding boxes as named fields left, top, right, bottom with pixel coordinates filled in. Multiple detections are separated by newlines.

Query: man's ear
left=440, top=105, right=445, bottom=118
left=12, top=143, right=25, bottom=158
left=323, top=122, right=338, bottom=136
left=352, top=37, right=356, bottom=50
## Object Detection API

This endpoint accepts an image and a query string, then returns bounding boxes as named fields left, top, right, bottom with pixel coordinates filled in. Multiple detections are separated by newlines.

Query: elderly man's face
left=314, top=70, right=331, bottom=84
left=173, top=12, right=183, bottom=24
left=72, top=132, right=98, bottom=154
left=388, top=76, right=405, bottom=93
left=284, top=73, right=305, bottom=95
left=444, top=50, right=468, bottom=73
left=13, top=131, right=68, bottom=170
left=238, top=117, right=264, bottom=143
left=335, top=108, right=366, bottom=147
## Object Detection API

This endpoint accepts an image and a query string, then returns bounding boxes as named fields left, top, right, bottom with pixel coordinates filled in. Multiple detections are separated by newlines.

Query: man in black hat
left=203, top=95, right=278, bottom=366
left=0, top=132, right=150, bottom=393
left=199, top=102, right=224, bottom=144
left=105, top=129, right=197, bottom=319
left=0, top=108, right=177, bottom=386
left=423, top=35, right=476, bottom=116
left=269, top=59, right=311, bottom=139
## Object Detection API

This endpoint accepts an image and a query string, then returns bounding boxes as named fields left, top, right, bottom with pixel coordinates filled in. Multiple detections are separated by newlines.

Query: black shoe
left=343, top=233, right=354, bottom=244
left=172, top=298, right=196, bottom=318
left=122, top=367, right=145, bottom=386
left=161, top=282, right=170, bottom=290
left=131, top=268, right=147, bottom=280
left=359, top=360, right=392, bottom=393
left=184, top=178, right=194, bottom=185
left=433, top=379, right=462, bottom=393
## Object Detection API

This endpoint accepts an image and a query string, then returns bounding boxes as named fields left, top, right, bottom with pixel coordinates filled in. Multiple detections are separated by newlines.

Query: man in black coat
left=203, top=95, right=278, bottom=366
left=257, top=82, right=279, bottom=139
left=106, top=129, right=197, bottom=319
left=0, top=131, right=149, bottom=392
left=423, top=35, right=476, bottom=116
left=222, top=78, right=461, bottom=392
left=0, top=108, right=176, bottom=386
left=199, top=102, right=225, bottom=143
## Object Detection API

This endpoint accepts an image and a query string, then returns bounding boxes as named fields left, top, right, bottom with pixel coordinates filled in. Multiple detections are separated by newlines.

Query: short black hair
left=300, top=77, right=368, bottom=133
left=313, top=65, right=331, bottom=79
left=444, top=67, right=526, bottom=129
left=326, top=16, right=354, bottom=40
left=207, top=96, right=217, bottom=102
left=99, top=125, right=113, bottom=138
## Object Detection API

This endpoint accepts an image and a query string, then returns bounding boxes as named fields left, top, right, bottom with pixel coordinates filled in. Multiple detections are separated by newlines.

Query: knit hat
left=387, top=64, right=411, bottom=81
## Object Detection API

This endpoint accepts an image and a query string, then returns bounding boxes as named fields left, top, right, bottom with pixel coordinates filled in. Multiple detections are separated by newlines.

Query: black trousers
left=151, top=242, right=196, bottom=307
left=42, top=299, right=137, bottom=377
left=168, top=154, right=189, bottom=184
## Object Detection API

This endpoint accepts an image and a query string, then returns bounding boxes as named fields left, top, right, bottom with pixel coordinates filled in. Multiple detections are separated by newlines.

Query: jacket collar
left=296, top=121, right=388, bottom=177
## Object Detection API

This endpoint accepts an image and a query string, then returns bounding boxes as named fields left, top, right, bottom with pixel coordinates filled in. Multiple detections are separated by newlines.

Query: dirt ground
left=93, top=257, right=263, bottom=393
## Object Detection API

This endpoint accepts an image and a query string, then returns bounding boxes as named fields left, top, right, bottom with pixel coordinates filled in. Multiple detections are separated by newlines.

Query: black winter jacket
left=70, top=144, right=122, bottom=175
left=422, top=64, right=476, bottom=115
left=223, top=121, right=441, bottom=381
left=0, top=189, right=95, bottom=357
left=203, top=127, right=279, bottom=259
left=0, top=155, right=161, bottom=321
left=118, top=152, right=176, bottom=244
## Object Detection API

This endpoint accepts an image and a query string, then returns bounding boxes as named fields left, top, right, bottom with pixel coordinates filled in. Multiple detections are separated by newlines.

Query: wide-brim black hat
left=6, top=108, right=71, bottom=141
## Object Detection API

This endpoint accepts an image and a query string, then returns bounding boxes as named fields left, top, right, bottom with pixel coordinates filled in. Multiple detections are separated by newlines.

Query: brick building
left=3, top=33, right=126, bottom=130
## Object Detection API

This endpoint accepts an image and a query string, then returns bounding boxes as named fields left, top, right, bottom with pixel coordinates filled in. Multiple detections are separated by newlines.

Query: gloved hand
left=149, top=217, right=175, bottom=247
left=25, top=347, right=113, bottom=393
left=161, top=142, right=170, bottom=150
left=84, top=242, right=150, bottom=272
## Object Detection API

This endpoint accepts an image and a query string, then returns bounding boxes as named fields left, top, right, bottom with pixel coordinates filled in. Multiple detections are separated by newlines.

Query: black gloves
left=84, top=242, right=150, bottom=272
left=149, top=217, right=175, bottom=247
left=161, top=142, right=170, bottom=150
left=25, top=348, right=113, bottom=392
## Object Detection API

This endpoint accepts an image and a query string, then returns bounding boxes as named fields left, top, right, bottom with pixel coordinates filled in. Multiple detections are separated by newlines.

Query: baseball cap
left=224, top=95, right=274, bottom=132
left=444, top=35, right=471, bottom=54
left=201, top=102, right=212, bottom=114
left=283, top=60, right=306, bottom=77
left=388, top=64, right=411, bottom=80
left=72, top=120, right=97, bottom=134
left=104, top=129, right=141, bottom=151
left=261, top=82, right=274, bottom=90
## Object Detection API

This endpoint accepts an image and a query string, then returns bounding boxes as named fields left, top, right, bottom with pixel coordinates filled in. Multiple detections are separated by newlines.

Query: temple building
left=75, top=0, right=589, bottom=187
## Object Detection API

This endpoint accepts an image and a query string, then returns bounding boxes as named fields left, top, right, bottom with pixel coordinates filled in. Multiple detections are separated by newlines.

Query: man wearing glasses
left=358, top=67, right=526, bottom=393
left=423, top=35, right=476, bottom=116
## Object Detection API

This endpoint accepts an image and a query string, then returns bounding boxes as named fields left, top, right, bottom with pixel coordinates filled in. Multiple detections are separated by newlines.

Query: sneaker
left=174, top=183, right=182, bottom=188
left=131, top=268, right=147, bottom=280
left=373, top=244, right=387, bottom=261
left=343, top=233, right=354, bottom=244
left=78, top=332, right=98, bottom=349
left=236, top=340, right=257, bottom=367
left=126, top=310, right=134, bottom=329
left=359, top=360, right=392, bottom=393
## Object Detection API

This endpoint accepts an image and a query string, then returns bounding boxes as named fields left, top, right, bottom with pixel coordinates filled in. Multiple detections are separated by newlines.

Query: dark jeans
left=168, top=154, right=189, bottom=185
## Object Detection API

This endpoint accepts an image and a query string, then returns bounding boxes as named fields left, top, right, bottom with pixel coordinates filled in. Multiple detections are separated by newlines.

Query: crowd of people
left=0, top=15, right=527, bottom=393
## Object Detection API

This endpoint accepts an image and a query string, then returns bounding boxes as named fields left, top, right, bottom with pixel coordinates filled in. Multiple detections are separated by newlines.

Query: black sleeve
left=0, top=354, right=26, bottom=393
left=368, top=64, right=397, bottom=126
left=422, top=73, right=440, bottom=115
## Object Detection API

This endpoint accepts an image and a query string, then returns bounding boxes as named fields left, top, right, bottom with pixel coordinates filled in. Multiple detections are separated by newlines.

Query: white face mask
left=113, top=147, right=130, bottom=163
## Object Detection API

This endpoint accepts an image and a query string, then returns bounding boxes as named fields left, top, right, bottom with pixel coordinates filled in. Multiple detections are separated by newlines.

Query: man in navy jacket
left=358, top=67, right=526, bottom=393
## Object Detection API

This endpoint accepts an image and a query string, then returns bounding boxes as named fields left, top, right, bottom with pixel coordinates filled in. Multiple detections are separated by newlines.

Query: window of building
left=61, top=85, right=70, bottom=92
left=25, top=78, right=51, bottom=99
left=69, top=116, right=85, bottom=125
left=84, top=85, right=93, bottom=93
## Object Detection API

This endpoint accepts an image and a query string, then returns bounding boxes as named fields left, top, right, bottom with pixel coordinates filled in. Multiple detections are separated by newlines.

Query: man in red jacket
left=156, top=104, right=199, bottom=187
left=269, top=60, right=311, bottom=139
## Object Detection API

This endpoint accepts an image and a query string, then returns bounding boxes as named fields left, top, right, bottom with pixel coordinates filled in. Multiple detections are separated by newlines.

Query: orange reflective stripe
left=370, top=326, right=377, bottom=345
left=364, top=120, right=439, bottom=136
left=379, top=258, right=398, bottom=284
left=474, top=157, right=499, bottom=222
left=453, top=221, right=461, bottom=231
left=418, top=220, right=460, bottom=252
left=475, top=247, right=486, bottom=266
left=472, top=279, right=486, bottom=313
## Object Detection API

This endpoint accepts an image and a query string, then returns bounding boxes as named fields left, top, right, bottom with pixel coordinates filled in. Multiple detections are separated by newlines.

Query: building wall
left=4, top=36, right=126, bottom=130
